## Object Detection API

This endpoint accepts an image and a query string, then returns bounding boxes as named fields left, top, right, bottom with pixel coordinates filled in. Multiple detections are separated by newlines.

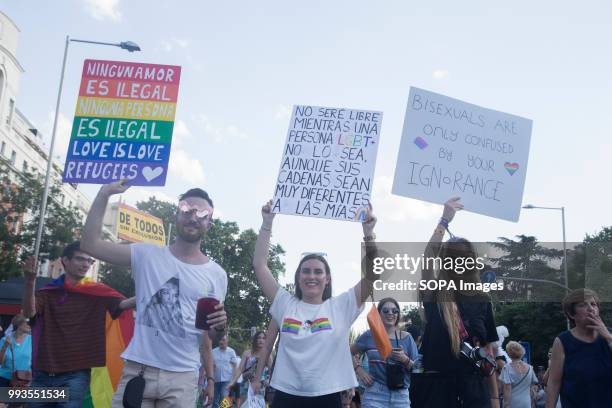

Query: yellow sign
left=117, top=203, right=165, bottom=245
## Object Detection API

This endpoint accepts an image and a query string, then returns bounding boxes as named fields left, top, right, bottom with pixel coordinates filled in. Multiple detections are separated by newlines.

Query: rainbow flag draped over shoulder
left=33, top=275, right=134, bottom=408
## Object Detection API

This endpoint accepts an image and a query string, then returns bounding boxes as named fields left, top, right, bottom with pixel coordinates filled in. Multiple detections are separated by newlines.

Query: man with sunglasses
left=22, top=241, right=136, bottom=407
left=81, top=180, right=228, bottom=407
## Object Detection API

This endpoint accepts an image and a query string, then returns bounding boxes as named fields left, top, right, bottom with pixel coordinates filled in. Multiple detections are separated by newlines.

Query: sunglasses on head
left=301, top=252, right=328, bottom=259
left=381, top=307, right=399, bottom=315
left=178, top=201, right=210, bottom=220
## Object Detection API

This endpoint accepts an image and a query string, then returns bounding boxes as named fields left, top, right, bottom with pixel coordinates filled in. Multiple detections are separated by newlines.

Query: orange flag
left=367, top=304, right=392, bottom=360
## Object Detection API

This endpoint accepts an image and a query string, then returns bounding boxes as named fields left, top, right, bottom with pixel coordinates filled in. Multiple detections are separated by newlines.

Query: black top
left=558, top=329, right=612, bottom=408
left=421, top=293, right=498, bottom=373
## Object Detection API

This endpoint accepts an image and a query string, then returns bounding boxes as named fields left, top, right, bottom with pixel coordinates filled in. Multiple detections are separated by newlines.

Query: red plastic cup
left=196, top=297, right=220, bottom=330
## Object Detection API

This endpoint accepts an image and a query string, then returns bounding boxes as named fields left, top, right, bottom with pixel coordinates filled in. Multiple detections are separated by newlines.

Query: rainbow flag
left=310, top=317, right=332, bottom=333
left=281, top=318, right=301, bottom=334
left=32, top=275, right=134, bottom=407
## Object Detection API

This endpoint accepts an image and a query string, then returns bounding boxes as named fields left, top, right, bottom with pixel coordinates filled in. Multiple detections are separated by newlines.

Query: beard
left=176, top=223, right=205, bottom=243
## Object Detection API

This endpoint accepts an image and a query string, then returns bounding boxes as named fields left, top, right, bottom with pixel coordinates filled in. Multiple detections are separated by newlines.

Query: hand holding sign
left=261, top=200, right=276, bottom=227
left=442, top=197, right=464, bottom=223
left=361, top=203, right=377, bottom=237
left=101, top=178, right=131, bottom=197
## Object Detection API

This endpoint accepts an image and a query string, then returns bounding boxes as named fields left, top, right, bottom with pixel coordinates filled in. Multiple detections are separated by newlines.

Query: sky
left=2, top=0, right=609, bottom=329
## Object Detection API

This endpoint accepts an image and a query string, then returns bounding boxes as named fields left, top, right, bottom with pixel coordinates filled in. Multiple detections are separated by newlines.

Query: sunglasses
left=301, top=252, right=328, bottom=259
left=178, top=201, right=210, bottom=221
left=381, top=308, right=399, bottom=315
left=73, top=256, right=95, bottom=265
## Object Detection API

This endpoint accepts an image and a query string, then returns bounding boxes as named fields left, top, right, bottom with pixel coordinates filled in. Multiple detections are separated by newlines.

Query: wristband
left=363, top=233, right=376, bottom=242
left=207, top=376, right=215, bottom=382
left=214, top=325, right=226, bottom=332
left=438, top=217, right=456, bottom=239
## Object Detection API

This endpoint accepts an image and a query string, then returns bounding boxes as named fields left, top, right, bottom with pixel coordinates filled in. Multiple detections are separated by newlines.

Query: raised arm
left=420, top=197, right=463, bottom=302
left=353, top=203, right=378, bottom=305
left=252, top=200, right=280, bottom=302
left=21, top=256, right=37, bottom=318
left=545, top=337, right=564, bottom=408
left=81, top=180, right=132, bottom=267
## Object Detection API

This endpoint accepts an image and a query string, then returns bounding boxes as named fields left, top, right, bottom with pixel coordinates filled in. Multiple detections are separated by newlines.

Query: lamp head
left=120, top=41, right=141, bottom=52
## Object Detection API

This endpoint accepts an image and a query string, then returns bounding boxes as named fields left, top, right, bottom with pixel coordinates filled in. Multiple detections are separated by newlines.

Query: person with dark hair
left=82, top=180, right=228, bottom=407
left=252, top=200, right=378, bottom=408
left=351, top=297, right=419, bottom=407
left=409, top=197, right=499, bottom=408
left=545, top=288, right=612, bottom=407
left=229, top=331, right=272, bottom=407
left=404, top=320, right=422, bottom=348
left=21, top=242, right=135, bottom=407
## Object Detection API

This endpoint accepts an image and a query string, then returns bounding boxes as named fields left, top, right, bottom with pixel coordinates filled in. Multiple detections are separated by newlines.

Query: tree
left=0, top=157, right=83, bottom=280
left=98, top=263, right=134, bottom=297
left=489, top=235, right=564, bottom=301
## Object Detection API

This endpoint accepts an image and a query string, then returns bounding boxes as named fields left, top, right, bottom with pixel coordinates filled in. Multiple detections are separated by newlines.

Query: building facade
left=0, top=11, right=98, bottom=280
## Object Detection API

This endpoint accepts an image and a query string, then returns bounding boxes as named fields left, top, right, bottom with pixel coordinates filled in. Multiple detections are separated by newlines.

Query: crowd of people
left=1, top=181, right=610, bottom=407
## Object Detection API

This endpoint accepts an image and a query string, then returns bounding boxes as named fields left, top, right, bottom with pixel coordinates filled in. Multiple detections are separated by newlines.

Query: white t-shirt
left=122, top=244, right=228, bottom=372
left=269, top=287, right=363, bottom=397
left=212, top=347, right=237, bottom=382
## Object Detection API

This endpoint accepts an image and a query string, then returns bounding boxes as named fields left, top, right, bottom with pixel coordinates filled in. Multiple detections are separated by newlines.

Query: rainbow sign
left=62, top=59, right=181, bottom=186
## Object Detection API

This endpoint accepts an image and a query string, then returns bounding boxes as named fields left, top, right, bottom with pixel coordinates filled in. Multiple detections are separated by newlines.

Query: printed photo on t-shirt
left=142, top=277, right=186, bottom=338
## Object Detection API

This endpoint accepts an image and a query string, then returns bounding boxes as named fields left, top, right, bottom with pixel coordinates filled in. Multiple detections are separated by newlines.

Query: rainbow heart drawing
left=504, top=162, right=519, bottom=176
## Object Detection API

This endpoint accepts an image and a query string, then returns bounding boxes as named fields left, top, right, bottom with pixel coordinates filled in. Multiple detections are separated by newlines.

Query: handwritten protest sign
left=392, top=87, right=532, bottom=222
left=63, top=60, right=181, bottom=186
left=117, top=203, right=165, bottom=245
left=272, top=105, right=382, bottom=222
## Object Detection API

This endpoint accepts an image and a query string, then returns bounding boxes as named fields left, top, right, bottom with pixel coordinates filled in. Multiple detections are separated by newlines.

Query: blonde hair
left=435, top=239, right=483, bottom=357
left=505, top=341, right=525, bottom=360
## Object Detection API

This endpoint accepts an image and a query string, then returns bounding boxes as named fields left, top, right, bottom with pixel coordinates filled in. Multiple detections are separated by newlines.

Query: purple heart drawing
left=414, top=136, right=428, bottom=150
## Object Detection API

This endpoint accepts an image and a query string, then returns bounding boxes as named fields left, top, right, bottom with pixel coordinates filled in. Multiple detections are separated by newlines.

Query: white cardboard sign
left=273, top=105, right=383, bottom=222
left=392, top=87, right=532, bottom=222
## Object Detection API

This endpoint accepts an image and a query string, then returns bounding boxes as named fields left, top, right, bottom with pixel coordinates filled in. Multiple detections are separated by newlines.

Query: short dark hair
left=62, top=241, right=82, bottom=259
left=294, top=254, right=332, bottom=301
left=179, top=188, right=213, bottom=208
left=406, top=323, right=421, bottom=340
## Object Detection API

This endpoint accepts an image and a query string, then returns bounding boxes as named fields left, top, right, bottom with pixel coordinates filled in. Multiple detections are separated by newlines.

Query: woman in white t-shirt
left=252, top=200, right=378, bottom=408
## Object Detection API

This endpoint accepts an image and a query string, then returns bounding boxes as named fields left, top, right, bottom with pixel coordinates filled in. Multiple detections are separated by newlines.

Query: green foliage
left=98, top=262, right=135, bottom=297
left=489, top=235, right=564, bottom=301
left=205, top=219, right=285, bottom=346
left=402, top=305, right=424, bottom=332
left=0, top=157, right=82, bottom=280
left=494, top=302, right=565, bottom=366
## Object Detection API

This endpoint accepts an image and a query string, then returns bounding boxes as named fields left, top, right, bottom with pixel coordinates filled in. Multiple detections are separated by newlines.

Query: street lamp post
left=32, top=36, right=141, bottom=275
left=522, top=204, right=570, bottom=329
